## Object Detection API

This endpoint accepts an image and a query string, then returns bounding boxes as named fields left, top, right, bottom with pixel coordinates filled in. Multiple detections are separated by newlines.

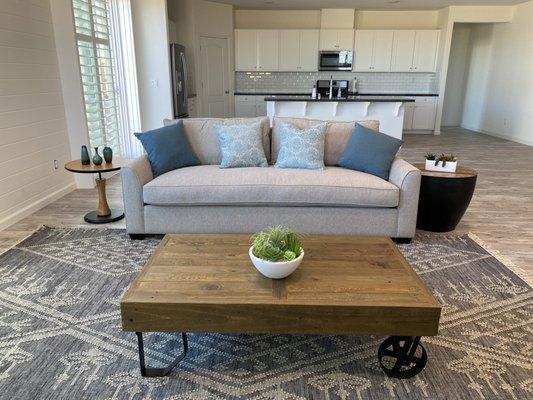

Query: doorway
left=199, top=36, right=232, bottom=117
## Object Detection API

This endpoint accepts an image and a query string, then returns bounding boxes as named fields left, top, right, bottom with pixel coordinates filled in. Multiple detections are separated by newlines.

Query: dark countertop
left=235, top=92, right=438, bottom=97
left=263, top=95, right=416, bottom=102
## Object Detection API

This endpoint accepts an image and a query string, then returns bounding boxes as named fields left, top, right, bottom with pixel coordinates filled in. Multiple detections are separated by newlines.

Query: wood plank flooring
left=1, top=127, right=532, bottom=282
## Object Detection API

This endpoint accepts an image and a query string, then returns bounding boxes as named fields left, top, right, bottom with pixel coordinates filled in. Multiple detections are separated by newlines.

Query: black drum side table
left=414, top=164, right=477, bottom=232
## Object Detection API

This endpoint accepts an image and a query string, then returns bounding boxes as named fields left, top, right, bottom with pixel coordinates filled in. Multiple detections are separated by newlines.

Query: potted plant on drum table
left=425, top=153, right=458, bottom=173
left=249, top=226, right=304, bottom=279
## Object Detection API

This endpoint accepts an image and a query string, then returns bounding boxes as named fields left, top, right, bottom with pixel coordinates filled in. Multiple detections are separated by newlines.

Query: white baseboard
left=460, top=124, right=533, bottom=147
left=0, top=183, right=76, bottom=231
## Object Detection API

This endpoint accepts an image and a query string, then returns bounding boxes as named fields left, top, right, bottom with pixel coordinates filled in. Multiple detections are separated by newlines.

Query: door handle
left=225, top=91, right=229, bottom=94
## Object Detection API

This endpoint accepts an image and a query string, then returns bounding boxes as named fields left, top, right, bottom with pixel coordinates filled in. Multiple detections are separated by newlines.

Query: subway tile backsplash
left=235, top=71, right=438, bottom=94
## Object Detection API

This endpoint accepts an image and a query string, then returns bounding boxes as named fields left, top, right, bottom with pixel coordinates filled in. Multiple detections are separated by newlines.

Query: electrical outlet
left=150, top=79, right=159, bottom=88
left=53, top=159, right=59, bottom=170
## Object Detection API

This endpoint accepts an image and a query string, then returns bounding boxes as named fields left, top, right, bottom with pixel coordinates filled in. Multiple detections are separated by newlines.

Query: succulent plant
left=251, top=226, right=302, bottom=262
left=426, top=153, right=457, bottom=166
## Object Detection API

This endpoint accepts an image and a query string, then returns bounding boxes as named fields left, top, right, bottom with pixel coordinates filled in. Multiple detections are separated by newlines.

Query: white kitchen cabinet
left=279, top=30, right=300, bottom=71
left=256, top=30, right=279, bottom=71
left=391, top=30, right=439, bottom=72
left=353, top=30, right=393, bottom=72
left=403, top=97, right=437, bottom=131
left=235, top=30, right=257, bottom=71
left=235, top=30, right=279, bottom=71
left=391, top=30, right=416, bottom=72
left=403, top=103, right=414, bottom=130
left=279, top=30, right=319, bottom=71
left=319, top=29, right=354, bottom=51
left=234, top=95, right=267, bottom=117
left=413, top=30, right=439, bottom=72
left=412, top=103, right=437, bottom=130
left=299, top=30, right=320, bottom=71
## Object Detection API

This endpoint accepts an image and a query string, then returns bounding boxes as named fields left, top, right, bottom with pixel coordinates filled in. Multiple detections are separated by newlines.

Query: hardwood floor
left=1, top=127, right=532, bottom=282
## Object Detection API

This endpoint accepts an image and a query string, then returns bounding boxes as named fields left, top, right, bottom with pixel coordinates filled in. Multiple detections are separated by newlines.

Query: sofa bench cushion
left=143, top=165, right=399, bottom=208
left=164, top=117, right=271, bottom=165
left=271, top=117, right=380, bottom=166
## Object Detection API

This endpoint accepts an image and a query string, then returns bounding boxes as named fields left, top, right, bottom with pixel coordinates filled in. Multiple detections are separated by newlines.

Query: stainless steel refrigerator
left=170, top=43, right=189, bottom=118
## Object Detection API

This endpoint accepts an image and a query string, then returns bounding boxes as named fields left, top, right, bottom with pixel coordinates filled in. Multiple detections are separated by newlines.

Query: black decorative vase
left=92, top=147, right=103, bottom=166
left=81, top=145, right=91, bottom=165
left=103, top=146, right=113, bottom=163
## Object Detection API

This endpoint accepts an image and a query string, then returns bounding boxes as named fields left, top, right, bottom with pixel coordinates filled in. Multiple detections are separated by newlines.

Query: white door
left=319, top=30, right=338, bottom=50
left=337, top=29, right=354, bottom=50
left=372, top=30, right=393, bottom=72
left=413, top=30, right=439, bottom=72
left=235, top=29, right=256, bottom=71
left=299, top=30, right=319, bottom=71
left=391, top=30, right=416, bottom=72
left=354, top=30, right=374, bottom=71
left=200, top=36, right=231, bottom=118
left=279, top=30, right=300, bottom=71
left=257, top=30, right=279, bottom=71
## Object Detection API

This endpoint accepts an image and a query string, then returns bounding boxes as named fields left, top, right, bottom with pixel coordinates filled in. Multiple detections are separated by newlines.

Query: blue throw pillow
left=275, top=122, right=327, bottom=170
left=215, top=122, right=268, bottom=168
left=337, top=124, right=403, bottom=180
left=134, top=120, right=199, bottom=177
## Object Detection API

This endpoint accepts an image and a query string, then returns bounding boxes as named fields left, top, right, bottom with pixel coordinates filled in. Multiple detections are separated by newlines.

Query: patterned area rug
left=0, top=227, right=531, bottom=400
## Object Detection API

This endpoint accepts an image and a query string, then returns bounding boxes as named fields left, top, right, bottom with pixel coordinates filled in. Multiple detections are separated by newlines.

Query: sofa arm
left=389, top=158, right=421, bottom=238
left=121, top=155, right=153, bottom=234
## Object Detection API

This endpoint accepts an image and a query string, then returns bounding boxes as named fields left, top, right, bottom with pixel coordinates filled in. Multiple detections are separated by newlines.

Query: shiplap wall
left=0, top=0, right=74, bottom=230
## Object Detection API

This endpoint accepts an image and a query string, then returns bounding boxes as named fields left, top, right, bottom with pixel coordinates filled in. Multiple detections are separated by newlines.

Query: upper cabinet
left=236, top=29, right=319, bottom=72
left=319, top=29, right=354, bottom=51
left=235, top=29, right=257, bottom=71
left=235, top=29, right=279, bottom=71
left=280, top=30, right=320, bottom=71
left=353, top=30, right=393, bottom=72
left=356, top=29, right=439, bottom=73
left=412, top=30, right=439, bottom=72
left=256, top=30, right=279, bottom=71
left=391, top=30, right=439, bottom=72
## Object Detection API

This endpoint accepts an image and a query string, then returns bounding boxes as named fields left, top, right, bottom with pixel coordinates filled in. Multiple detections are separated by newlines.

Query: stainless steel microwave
left=319, top=51, right=353, bottom=71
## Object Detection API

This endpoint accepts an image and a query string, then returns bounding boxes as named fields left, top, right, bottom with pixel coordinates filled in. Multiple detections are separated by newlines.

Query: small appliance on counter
left=316, top=80, right=349, bottom=98
left=318, top=51, right=353, bottom=71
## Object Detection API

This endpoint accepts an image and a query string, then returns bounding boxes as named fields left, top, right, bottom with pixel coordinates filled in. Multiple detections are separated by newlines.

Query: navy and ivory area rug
left=0, top=227, right=531, bottom=400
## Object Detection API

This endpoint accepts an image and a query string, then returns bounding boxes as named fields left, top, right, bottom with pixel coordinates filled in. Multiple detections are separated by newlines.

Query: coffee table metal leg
left=378, top=336, right=428, bottom=379
left=136, top=332, right=188, bottom=377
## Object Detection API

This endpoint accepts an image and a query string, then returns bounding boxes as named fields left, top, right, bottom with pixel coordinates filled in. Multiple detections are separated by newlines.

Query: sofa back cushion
left=164, top=117, right=271, bottom=165
left=271, top=117, right=379, bottom=166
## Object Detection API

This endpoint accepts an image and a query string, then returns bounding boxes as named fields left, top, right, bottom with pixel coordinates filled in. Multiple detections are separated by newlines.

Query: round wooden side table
left=414, top=163, right=477, bottom=232
left=65, top=158, right=128, bottom=224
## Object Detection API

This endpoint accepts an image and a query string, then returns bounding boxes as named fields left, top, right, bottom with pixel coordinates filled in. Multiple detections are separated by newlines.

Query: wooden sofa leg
left=391, top=237, right=412, bottom=244
left=129, top=234, right=145, bottom=240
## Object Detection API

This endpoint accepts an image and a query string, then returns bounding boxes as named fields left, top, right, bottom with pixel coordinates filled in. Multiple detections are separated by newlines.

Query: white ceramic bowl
left=249, top=246, right=304, bottom=279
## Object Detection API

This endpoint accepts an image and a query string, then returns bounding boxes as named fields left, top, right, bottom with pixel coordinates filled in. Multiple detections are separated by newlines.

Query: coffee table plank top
left=122, top=234, right=441, bottom=336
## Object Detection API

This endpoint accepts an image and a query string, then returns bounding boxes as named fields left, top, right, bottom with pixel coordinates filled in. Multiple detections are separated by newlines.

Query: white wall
left=0, top=0, right=75, bottom=230
left=441, top=24, right=471, bottom=126
left=131, top=0, right=173, bottom=130
left=460, top=1, right=533, bottom=146
left=355, top=10, right=439, bottom=29
left=234, top=10, right=321, bottom=29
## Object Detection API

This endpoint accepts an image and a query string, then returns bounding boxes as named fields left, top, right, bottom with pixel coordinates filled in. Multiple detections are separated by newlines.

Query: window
left=73, top=0, right=120, bottom=154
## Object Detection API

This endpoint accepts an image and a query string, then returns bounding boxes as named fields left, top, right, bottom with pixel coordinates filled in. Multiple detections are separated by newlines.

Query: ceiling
left=212, top=0, right=523, bottom=10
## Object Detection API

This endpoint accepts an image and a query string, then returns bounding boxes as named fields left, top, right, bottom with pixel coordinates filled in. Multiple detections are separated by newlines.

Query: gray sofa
left=122, top=116, right=421, bottom=241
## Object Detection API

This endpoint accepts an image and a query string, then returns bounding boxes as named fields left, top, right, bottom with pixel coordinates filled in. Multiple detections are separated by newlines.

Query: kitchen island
left=265, top=95, right=415, bottom=139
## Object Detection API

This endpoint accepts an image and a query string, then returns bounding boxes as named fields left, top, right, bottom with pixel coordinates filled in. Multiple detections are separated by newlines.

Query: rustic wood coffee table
left=121, top=234, right=441, bottom=379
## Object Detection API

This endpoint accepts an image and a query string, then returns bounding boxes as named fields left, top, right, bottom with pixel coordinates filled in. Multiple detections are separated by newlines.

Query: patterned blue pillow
left=275, top=122, right=327, bottom=170
left=215, top=122, right=268, bottom=168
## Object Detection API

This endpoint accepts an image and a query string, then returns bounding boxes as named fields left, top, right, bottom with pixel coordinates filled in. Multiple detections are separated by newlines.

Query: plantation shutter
left=73, top=0, right=120, bottom=154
